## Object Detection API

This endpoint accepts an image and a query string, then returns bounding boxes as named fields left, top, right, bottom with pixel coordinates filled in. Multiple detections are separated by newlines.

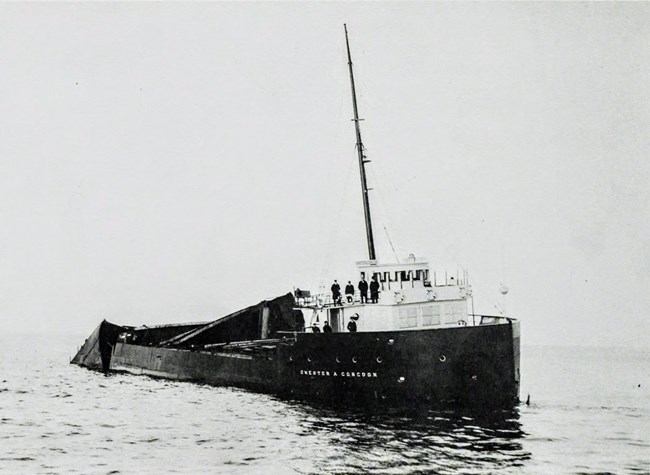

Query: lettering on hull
left=300, top=369, right=378, bottom=378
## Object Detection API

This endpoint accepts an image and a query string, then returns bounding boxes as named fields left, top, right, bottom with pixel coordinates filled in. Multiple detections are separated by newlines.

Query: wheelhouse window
left=413, top=270, right=421, bottom=281
left=400, top=270, right=410, bottom=281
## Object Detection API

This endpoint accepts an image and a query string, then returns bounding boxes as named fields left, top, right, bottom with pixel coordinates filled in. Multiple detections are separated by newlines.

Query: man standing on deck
left=331, top=280, right=341, bottom=305
left=345, top=281, right=355, bottom=303
left=370, top=276, right=380, bottom=303
left=358, top=276, right=368, bottom=303
left=347, top=318, right=357, bottom=332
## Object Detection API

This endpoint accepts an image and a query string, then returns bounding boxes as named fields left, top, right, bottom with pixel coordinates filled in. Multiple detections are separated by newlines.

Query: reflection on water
left=290, top=404, right=529, bottom=474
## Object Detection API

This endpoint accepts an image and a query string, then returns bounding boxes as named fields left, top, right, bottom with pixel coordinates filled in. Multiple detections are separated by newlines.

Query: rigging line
left=363, top=138, right=404, bottom=194
left=314, top=80, right=351, bottom=294
left=366, top=162, right=401, bottom=262
left=465, top=268, right=505, bottom=317
left=316, top=38, right=364, bottom=293
left=316, top=152, right=357, bottom=293
left=363, top=141, right=403, bottom=202
left=384, top=225, right=400, bottom=263
left=500, top=238, right=508, bottom=285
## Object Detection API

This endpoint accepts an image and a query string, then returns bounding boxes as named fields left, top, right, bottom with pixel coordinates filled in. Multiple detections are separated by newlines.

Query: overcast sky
left=1, top=2, right=648, bottom=348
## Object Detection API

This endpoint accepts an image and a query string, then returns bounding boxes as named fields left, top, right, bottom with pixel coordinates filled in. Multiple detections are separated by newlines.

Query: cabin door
left=329, top=308, right=341, bottom=332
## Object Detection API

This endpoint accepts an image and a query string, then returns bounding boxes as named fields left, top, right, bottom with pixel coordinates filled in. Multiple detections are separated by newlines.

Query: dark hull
left=74, top=320, right=520, bottom=408
left=70, top=320, right=127, bottom=374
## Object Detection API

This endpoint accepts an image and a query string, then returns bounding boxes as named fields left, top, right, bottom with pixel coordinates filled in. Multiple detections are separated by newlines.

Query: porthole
left=376, top=357, right=383, bottom=364
left=352, top=356, right=358, bottom=364
left=398, top=376, right=406, bottom=383
left=335, top=356, right=341, bottom=363
left=388, top=339, right=395, bottom=345
left=307, top=357, right=312, bottom=362
left=439, top=355, right=447, bottom=362
left=289, top=356, right=293, bottom=362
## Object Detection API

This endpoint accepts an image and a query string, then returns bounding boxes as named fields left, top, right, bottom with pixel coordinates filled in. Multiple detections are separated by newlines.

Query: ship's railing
left=294, top=290, right=360, bottom=309
left=469, top=314, right=516, bottom=326
left=432, top=269, right=468, bottom=287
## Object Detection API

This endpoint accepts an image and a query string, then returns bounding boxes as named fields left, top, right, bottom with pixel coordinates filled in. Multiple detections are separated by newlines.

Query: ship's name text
left=300, top=369, right=378, bottom=378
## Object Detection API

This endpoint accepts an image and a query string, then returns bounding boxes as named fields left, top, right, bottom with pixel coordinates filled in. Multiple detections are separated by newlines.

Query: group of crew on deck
left=304, top=276, right=379, bottom=334
left=330, top=276, right=380, bottom=305
left=311, top=313, right=358, bottom=334
left=311, top=321, right=332, bottom=333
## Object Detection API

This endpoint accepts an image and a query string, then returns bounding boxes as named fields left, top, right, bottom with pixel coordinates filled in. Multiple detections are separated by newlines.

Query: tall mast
left=344, top=24, right=377, bottom=261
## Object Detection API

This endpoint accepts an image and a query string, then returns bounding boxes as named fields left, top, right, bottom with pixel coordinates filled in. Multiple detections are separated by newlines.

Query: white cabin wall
left=340, top=305, right=395, bottom=332
left=336, top=298, right=470, bottom=332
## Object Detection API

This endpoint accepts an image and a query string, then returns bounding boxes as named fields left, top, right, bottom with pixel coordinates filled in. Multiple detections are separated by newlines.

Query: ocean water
left=0, top=334, right=647, bottom=474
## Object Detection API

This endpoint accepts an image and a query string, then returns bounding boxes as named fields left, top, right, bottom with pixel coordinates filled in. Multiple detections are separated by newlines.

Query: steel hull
left=75, top=320, right=520, bottom=408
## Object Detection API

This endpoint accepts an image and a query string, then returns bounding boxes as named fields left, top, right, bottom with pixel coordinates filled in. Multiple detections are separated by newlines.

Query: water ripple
left=1, top=336, right=648, bottom=474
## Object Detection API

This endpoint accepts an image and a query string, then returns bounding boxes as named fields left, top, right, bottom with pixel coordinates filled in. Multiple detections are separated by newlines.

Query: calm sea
left=0, top=334, right=647, bottom=474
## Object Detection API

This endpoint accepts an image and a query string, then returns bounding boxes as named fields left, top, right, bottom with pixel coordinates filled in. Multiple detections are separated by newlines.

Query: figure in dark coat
left=345, top=281, right=355, bottom=303
left=345, top=282, right=355, bottom=295
left=347, top=319, right=357, bottom=332
left=370, top=277, right=380, bottom=303
left=323, top=321, right=332, bottom=333
left=312, top=323, right=321, bottom=333
left=358, top=277, right=368, bottom=303
left=331, top=280, right=341, bottom=305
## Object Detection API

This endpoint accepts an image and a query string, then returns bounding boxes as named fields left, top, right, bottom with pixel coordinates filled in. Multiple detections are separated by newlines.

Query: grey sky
left=1, top=2, right=648, bottom=348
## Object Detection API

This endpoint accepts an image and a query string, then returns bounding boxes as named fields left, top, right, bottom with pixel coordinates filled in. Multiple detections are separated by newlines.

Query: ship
left=72, top=25, right=520, bottom=408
